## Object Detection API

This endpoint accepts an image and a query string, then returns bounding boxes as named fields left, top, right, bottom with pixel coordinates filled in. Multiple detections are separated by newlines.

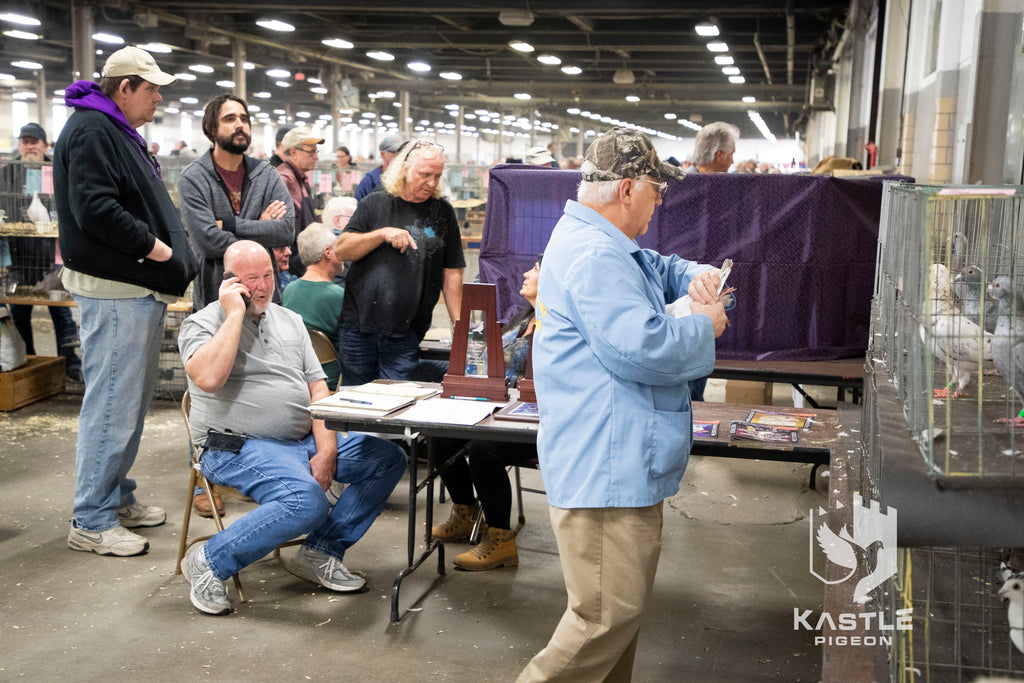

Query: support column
left=35, top=69, right=47, bottom=131
left=400, top=91, right=411, bottom=138
left=232, top=40, right=247, bottom=101
left=70, top=0, right=94, bottom=82
left=455, top=105, right=464, bottom=163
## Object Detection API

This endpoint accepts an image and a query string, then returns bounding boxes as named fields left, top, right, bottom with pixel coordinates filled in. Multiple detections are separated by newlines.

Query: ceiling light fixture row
left=564, top=106, right=681, bottom=141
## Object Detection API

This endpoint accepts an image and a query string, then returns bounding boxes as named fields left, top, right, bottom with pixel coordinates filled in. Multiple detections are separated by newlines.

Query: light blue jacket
left=533, top=200, right=716, bottom=508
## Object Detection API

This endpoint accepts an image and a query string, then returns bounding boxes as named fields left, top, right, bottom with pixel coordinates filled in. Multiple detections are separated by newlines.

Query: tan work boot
left=454, top=527, right=518, bottom=571
left=431, top=503, right=477, bottom=542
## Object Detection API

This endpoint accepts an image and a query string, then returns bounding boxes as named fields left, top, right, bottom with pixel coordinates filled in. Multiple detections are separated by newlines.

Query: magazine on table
left=729, top=421, right=800, bottom=444
left=312, top=382, right=439, bottom=417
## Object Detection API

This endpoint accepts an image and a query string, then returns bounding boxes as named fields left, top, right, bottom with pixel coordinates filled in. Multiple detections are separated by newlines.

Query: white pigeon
left=923, top=263, right=993, bottom=398
left=997, top=574, right=1024, bottom=653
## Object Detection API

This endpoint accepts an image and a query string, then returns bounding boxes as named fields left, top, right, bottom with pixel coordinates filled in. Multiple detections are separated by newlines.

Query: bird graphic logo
left=809, top=494, right=898, bottom=604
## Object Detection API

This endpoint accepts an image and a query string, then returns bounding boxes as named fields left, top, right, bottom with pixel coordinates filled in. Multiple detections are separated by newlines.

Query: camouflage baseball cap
left=580, top=128, right=682, bottom=182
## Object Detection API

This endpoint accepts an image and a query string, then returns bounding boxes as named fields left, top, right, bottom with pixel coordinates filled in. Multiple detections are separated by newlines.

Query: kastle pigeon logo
left=809, top=494, right=898, bottom=604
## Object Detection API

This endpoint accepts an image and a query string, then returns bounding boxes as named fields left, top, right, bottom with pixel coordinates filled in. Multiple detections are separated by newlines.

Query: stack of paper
left=313, top=382, right=439, bottom=417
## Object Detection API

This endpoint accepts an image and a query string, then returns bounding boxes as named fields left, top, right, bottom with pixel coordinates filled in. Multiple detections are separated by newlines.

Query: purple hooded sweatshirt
left=64, top=80, right=161, bottom=179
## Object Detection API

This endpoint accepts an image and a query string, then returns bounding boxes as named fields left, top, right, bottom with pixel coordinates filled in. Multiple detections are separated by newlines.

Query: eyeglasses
left=634, top=176, right=668, bottom=197
left=295, top=145, right=318, bottom=155
left=408, top=139, right=445, bottom=154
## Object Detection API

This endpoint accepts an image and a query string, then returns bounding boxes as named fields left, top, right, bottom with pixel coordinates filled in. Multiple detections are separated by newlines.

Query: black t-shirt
left=341, top=191, right=465, bottom=338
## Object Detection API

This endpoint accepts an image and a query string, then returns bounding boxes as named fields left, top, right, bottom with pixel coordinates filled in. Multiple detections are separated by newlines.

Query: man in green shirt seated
left=282, top=222, right=346, bottom=387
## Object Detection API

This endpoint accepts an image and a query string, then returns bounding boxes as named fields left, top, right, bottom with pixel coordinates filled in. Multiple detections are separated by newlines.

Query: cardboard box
left=0, top=355, right=65, bottom=411
left=724, top=379, right=773, bottom=405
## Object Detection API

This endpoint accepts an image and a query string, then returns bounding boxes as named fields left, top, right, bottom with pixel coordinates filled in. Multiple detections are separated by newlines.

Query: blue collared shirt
left=533, top=200, right=716, bottom=508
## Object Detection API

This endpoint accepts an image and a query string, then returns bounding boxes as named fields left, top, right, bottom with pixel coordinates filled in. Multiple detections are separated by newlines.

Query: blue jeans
left=71, top=295, right=166, bottom=531
left=337, top=327, right=421, bottom=386
left=9, top=303, right=81, bottom=371
left=199, top=432, right=405, bottom=580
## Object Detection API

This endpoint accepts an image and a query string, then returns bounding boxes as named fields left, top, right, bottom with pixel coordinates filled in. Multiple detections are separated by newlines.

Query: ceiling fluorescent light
left=499, top=10, right=535, bottom=26
left=706, top=42, right=729, bottom=53
left=695, top=23, right=719, bottom=37
left=256, top=19, right=294, bottom=32
left=613, top=69, right=635, bottom=85
left=508, top=40, right=534, bottom=53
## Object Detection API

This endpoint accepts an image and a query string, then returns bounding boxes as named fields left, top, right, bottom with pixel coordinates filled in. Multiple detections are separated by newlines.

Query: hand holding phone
left=222, top=271, right=251, bottom=309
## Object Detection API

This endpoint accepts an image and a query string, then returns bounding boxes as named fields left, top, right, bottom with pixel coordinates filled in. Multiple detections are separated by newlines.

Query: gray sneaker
left=286, top=546, right=366, bottom=592
left=117, top=502, right=166, bottom=528
left=183, top=545, right=231, bottom=616
left=68, top=524, right=149, bottom=556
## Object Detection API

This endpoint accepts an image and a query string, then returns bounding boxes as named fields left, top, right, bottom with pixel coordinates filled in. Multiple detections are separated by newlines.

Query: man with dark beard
left=179, top=94, right=294, bottom=313
left=178, top=93, right=296, bottom=519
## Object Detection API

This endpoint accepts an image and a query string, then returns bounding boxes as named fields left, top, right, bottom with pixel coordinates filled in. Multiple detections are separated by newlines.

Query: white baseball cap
left=102, top=46, right=176, bottom=86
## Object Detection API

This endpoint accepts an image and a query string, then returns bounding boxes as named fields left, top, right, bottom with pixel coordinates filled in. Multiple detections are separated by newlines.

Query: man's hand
left=219, top=274, right=249, bottom=316
left=687, top=269, right=721, bottom=305
left=260, top=200, right=288, bottom=221
left=380, top=227, right=417, bottom=253
left=145, top=238, right=172, bottom=262
left=309, top=451, right=337, bottom=492
left=690, top=300, right=729, bottom=338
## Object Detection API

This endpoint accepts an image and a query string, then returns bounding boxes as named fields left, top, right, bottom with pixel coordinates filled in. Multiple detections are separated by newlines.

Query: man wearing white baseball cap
left=55, top=46, right=196, bottom=558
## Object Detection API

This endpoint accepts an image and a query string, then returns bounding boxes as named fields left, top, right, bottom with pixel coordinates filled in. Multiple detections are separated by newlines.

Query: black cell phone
left=222, top=271, right=251, bottom=308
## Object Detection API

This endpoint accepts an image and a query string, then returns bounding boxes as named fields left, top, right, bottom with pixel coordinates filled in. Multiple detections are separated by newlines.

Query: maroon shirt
left=213, top=159, right=244, bottom=214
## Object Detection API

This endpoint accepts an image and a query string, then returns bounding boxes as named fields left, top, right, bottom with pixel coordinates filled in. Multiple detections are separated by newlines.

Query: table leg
left=390, top=434, right=446, bottom=623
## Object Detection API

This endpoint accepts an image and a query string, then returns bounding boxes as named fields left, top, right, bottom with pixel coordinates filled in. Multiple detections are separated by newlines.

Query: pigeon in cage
left=997, top=572, right=1024, bottom=654
left=925, top=263, right=994, bottom=398
left=988, top=276, right=1024, bottom=427
left=952, top=264, right=997, bottom=333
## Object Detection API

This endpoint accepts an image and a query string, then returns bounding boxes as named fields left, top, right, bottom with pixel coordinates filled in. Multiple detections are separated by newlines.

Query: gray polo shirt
left=178, top=302, right=326, bottom=445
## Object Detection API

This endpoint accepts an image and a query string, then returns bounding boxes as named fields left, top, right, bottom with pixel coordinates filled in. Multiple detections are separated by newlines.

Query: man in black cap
left=269, top=125, right=294, bottom=168
left=517, top=128, right=727, bottom=682
left=2, top=122, right=83, bottom=381
left=354, top=134, right=402, bottom=200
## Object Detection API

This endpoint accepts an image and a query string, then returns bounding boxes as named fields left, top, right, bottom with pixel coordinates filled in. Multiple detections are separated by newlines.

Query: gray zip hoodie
left=178, top=150, right=294, bottom=309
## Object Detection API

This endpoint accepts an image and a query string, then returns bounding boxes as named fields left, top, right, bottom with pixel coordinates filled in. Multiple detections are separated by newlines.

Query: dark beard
left=217, top=131, right=251, bottom=155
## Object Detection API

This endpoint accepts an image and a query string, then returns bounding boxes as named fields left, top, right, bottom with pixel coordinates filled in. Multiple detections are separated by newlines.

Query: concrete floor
left=0, top=374, right=839, bottom=682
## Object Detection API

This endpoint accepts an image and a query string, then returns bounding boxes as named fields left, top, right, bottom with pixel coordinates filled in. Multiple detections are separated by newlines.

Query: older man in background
left=283, top=223, right=346, bottom=388
left=688, top=121, right=739, bottom=174
left=276, top=127, right=322, bottom=277
left=517, top=128, right=727, bottom=682
left=335, top=140, right=464, bottom=385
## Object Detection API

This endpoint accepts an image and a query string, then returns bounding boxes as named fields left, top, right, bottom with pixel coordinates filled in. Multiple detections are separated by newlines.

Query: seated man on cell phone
left=176, top=239, right=405, bottom=616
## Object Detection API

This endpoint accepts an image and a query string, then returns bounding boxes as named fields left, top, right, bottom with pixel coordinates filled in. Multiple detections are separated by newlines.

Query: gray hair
left=382, top=141, right=445, bottom=199
left=692, top=122, right=740, bottom=166
left=577, top=179, right=622, bottom=206
left=296, top=222, right=336, bottom=266
left=322, top=196, right=358, bottom=231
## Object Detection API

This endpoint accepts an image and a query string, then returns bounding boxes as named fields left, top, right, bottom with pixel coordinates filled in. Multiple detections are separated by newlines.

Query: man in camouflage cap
left=578, top=126, right=683, bottom=182
left=517, top=128, right=728, bottom=682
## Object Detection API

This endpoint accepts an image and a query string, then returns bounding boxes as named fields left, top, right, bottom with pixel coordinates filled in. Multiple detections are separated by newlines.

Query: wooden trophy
left=516, top=339, right=537, bottom=404
left=441, top=283, right=509, bottom=401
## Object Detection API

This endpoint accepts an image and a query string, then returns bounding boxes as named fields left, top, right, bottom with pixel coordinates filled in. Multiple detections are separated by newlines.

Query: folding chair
left=307, top=327, right=341, bottom=390
left=174, top=391, right=302, bottom=603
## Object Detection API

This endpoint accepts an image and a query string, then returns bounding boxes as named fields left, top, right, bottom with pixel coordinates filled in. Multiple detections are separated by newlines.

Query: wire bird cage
left=0, top=159, right=62, bottom=300
left=888, top=547, right=1023, bottom=682
left=872, top=183, right=1024, bottom=478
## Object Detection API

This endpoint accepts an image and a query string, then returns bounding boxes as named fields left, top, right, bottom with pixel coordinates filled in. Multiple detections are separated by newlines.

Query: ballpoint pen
left=336, top=397, right=373, bottom=405
left=450, top=396, right=489, bottom=402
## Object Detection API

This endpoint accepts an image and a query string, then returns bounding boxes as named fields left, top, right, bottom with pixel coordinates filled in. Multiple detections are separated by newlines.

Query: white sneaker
left=117, top=502, right=166, bottom=528
left=67, top=525, right=149, bottom=556
left=183, top=545, right=231, bottom=616
left=287, top=546, right=366, bottom=592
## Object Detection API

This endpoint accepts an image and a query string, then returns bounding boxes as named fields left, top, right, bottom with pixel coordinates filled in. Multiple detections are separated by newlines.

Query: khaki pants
left=517, top=502, right=664, bottom=683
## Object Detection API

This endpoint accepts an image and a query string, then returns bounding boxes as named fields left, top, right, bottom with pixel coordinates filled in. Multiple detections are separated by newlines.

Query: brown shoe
left=430, top=503, right=478, bottom=543
left=193, top=490, right=224, bottom=518
left=454, top=527, right=518, bottom=571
